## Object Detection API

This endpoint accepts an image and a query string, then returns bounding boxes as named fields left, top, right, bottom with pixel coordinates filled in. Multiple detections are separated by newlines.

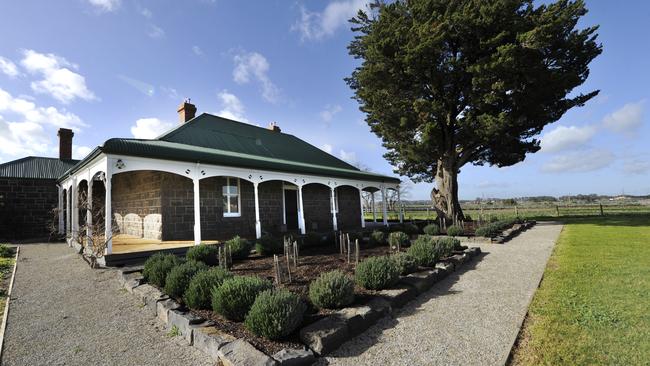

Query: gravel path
left=320, top=222, right=563, bottom=366
left=2, top=243, right=213, bottom=366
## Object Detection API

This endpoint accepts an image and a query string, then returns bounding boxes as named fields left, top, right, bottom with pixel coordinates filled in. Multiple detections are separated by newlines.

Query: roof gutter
left=56, top=146, right=103, bottom=183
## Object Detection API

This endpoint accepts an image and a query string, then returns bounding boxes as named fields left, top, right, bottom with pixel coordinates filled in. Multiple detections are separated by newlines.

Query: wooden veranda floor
left=111, top=235, right=219, bottom=254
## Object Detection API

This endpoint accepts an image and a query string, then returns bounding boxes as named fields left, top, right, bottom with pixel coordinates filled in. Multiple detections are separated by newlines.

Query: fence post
left=600, top=203, right=604, bottom=216
left=515, top=205, right=518, bottom=217
left=556, top=205, right=560, bottom=217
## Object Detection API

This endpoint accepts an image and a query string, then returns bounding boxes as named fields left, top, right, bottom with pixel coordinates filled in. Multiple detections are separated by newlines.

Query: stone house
left=57, top=102, right=401, bottom=261
left=0, top=129, right=78, bottom=241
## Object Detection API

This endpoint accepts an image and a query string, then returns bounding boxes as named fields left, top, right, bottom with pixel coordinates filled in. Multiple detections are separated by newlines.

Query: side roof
left=61, top=113, right=400, bottom=184
left=0, top=157, right=79, bottom=180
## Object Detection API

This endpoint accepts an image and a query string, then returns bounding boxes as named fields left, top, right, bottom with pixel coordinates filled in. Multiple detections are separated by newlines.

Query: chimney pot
left=57, top=128, right=74, bottom=160
left=268, top=122, right=281, bottom=133
left=177, top=99, right=197, bottom=123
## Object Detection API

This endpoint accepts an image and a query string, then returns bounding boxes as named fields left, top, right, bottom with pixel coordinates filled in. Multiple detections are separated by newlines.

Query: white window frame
left=223, top=177, right=241, bottom=218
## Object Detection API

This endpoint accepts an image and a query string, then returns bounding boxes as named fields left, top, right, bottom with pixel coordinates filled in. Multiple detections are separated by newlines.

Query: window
left=222, top=177, right=241, bottom=217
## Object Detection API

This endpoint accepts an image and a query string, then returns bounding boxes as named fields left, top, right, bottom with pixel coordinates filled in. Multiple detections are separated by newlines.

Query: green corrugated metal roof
left=0, top=157, right=79, bottom=179
left=61, top=113, right=401, bottom=184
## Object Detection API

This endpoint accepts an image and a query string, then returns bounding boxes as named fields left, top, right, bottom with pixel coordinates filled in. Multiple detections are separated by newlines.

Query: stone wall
left=336, top=186, right=362, bottom=230
left=302, top=184, right=334, bottom=232
left=0, top=178, right=58, bottom=240
left=160, top=174, right=194, bottom=241
left=112, top=171, right=163, bottom=240
left=258, top=181, right=284, bottom=235
left=198, top=177, right=256, bottom=241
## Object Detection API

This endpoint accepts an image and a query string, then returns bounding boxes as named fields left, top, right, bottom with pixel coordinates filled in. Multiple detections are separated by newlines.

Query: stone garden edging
left=116, top=246, right=482, bottom=365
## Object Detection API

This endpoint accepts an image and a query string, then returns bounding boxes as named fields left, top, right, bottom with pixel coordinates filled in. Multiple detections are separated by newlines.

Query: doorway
left=283, top=188, right=299, bottom=231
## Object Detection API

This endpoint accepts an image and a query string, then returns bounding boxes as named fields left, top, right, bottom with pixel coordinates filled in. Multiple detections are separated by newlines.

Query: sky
left=0, top=0, right=648, bottom=200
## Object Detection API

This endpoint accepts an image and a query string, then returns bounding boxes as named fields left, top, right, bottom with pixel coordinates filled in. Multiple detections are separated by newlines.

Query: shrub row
left=407, top=235, right=460, bottom=267
left=474, top=218, right=521, bottom=238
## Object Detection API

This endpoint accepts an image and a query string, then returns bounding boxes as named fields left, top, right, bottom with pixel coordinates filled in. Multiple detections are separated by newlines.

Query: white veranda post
left=371, top=191, right=377, bottom=222
left=87, top=175, right=93, bottom=240
left=298, top=185, right=306, bottom=234
left=358, top=188, right=365, bottom=228
left=330, top=187, right=338, bottom=232
left=57, top=186, right=64, bottom=234
left=254, top=183, right=261, bottom=239
left=71, top=179, right=78, bottom=240
left=397, top=186, right=403, bottom=223
left=104, top=169, right=113, bottom=255
left=381, top=187, right=388, bottom=226
left=193, top=177, right=201, bottom=245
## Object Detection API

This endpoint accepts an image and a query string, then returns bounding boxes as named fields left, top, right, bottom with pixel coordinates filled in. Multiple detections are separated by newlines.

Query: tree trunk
left=430, top=159, right=464, bottom=224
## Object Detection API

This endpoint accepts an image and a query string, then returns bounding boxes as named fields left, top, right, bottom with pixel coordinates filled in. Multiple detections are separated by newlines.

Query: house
left=57, top=101, right=402, bottom=263
left=0, top=129, right=79, bottom=241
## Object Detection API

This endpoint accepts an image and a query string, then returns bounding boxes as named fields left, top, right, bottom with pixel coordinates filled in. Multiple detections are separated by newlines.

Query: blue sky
left=0, top=0, right=648, bottom=200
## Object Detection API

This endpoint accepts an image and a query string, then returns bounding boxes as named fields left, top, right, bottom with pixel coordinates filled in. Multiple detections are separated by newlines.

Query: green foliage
left=211, top=276, right=273, bottom=321
left=308, top=270, right=355, bottom=309
left=347, top=0, right=601, bottom=221
left=369, top=230, right=386, bottom=246
left=143, top=253, right=182, bottom=288
left=0, top=244, right=14, bottom=258
left=475, top=218, right=520, bottom=237
left=226, top=236, right=252, bottom=259
left=355, top=256, right=401, bottom=290
left=434, top=237, right=460, bottom=259
left=423, top=223, right=440, bottom=236
left=401, top=223, right=420, bottom=235
left=186, top=244, right=219, bottom=266
left=184, top=267, right=233, bottom=309
left=244, top=289, right=306, bottom=340
left=255, top=235, right=283, bottom=256
left=446, top=225, right=464, bottom=237
left=164, top=260, right=208, bottom=299
left=407, top=235, right=439, bottom=267
left=388, top=231, right=409, bottom=249
left=392, top=253, right=418, bottom=275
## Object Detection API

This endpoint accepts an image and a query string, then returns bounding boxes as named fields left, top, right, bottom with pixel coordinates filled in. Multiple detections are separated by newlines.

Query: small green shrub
left=355, top=256, right=401, bottom=290
left=407, top=235, right=438, bottom=267
left=423, top=223, right=440, bottom=235
left=184, top=267, right=233, bottom=309
left=0, top=244, right=14, bottom=258
left=212, top=276, right=273, bottom=321
left=369, top=230, right=386, bottom=246
left=402, top=223, right=420, bottom=235
left=164, top=260, right=208, bottom=299
left=143, top=253, right=182, bottom=288
left=244, top=289, right=306, bottom=340
left=446, top=225, right=464, bottom=236
left=434, top=237, right=460, bottom=258
left=226, top=236, right=252, bottom=259
left=388, top=231, right=409, bottom=249
left=308, top=270, right=355, bottom=309
left=392, top=253, right=418, bottom=275
left=346, top=231, right=362, bottom=243
left=186, top=244, right=219, bottom=266
left=255, top=235, right=282, bottom=256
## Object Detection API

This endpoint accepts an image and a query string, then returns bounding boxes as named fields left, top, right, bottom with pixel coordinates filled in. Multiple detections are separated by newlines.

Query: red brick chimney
left=177, top=99, right=197, bottom=123
left=268, top=122, right=281, bottom=133
left=57, top=128, right=73, bottom=160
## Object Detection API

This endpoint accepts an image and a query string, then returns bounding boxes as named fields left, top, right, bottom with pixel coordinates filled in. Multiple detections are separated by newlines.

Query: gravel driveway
left=320, top=222, right=563, bottom=366
left=1, top=243, right=213, bottom=366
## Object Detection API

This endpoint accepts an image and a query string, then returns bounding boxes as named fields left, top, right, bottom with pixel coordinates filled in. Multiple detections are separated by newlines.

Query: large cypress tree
left=347, top=0, right=601, bottom=222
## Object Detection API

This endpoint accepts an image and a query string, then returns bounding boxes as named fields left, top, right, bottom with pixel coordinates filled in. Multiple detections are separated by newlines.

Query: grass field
left=510, top=215, right=650, bottom=365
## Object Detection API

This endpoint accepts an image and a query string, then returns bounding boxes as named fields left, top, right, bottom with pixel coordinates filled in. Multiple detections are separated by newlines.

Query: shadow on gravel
left=319, top=252, right=488, bottom=362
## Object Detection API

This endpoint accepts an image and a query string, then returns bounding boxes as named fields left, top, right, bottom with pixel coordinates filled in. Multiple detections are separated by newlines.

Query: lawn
left=510, top=215, right=650, bottom=365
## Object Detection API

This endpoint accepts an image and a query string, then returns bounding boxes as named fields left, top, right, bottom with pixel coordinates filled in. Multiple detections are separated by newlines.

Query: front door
left=284, top=189, right=299, bottom=230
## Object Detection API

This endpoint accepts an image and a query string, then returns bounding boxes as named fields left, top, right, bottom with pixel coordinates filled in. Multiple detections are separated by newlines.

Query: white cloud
left=118, top=75, right=155, bottom=96
left=540, top=125, right=597, bottom=153
left=88, top=0, right=120, bottom=12
left=160, top=86, right=179, bottom=100
left=147, top=24, right=165, bottom=39
left=292, top=0, right=369, bottom=41
left=232, top=51, right=279, bottom=103
left=339, top=149, right=357, bottom=164
left=0, top=87, right=86, bottom=158
left=130, top=118, right=173, bottom=139
left=320, top=104, right=342, bottom=122
left=72, top=145, right=93, bottom=159
left=140, top=7, right=152, bottom=18
left=622, top=158, right=650, bottom=175
left=217, top=90, right=248, bottom=122
left=321, top=143, right=333, bottom=154
left=0, top=57, right=19, bottom=78
left=20, top=50, right=96, bottom=104
left=541, top=149, right=615, bottom=173
left=602, top=100, right=644, bottom=134
left=192, top=46, right=204, bottom=56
